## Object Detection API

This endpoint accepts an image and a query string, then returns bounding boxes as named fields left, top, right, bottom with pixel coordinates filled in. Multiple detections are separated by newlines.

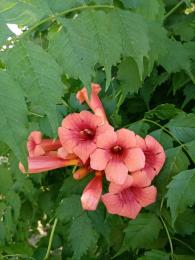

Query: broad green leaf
left=0, top=166, right=13, bottom=195
left=159, top=39, right=193, bottom=80
left=166, top=169, right=195, bottom=223
left=138, top=249, right=169, bottom=260
left=68, top=213, right=99, bottom=259
left=56, top=195, right=83, bottom=221
left=166, top=113, right=195, bottom=143
left=174, top=209, right=195, bottom=235
left=156, top=146, right=190, bottom=194
left=145, top=104, right=180, bottom=120
left=121, top=213, right=162, bottom=251
left=49, top=9, right=149, bottom=88
left=121, top=0, right=165, bottom=21
left=169, top=13, right=195, bottom=41
left=118, top=57, right=142, bottom=95
left=6, top=41, right=65, bottom=134
left=0, top=0, right=51, bottom=26
left=0, top=71, right=27, bottom=162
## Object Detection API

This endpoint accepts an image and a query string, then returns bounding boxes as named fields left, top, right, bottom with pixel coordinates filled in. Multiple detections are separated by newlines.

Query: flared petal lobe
left=135, top=135, right=166, bottom=181
left=27, top=131, right=61, bottom=157
left=81, top=175, right=102, bottom=210
left=102, top=175, right=157, bottom=219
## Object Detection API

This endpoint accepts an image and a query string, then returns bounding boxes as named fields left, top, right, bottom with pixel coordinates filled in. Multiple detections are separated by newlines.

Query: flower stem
left=21, top=5, right=114, bottom=40
left=159, top=216, right=174, bottom=259
left=164, top=0, right=185, bottom=21
left=172, top=237, right=195, bottom=254
left=44, top=218, right=58, bottom=260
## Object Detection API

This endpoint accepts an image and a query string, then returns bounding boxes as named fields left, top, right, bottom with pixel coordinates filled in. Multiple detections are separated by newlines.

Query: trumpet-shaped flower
left=19, top=154, right=80, bottom=174
left=90, top=128, right=145, bottom=185
left=27, top=131, right=61, bottom=157
left=76, top=83, right=108, bottom=123
left=58, top=111, right=112, bottom=164
left=132, top=135, right=166, bottom=183
left=102, top=175, right=157, bottom=219
left=81, top=173, right=103, bottom=210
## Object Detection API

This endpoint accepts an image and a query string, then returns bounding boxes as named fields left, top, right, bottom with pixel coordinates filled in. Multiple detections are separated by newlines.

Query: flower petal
left=81, top=175, right=102, bottom=210
left=102, top=190, right=141, bottom=219
left=131, top=170, right=151, bottom=187
left=90, top=148, right=110, bottom=171
left=96, top=129, right=117, bottom=149
left=73, top=141, right=96, bottom=164
left=124, top=148, right=145, bottom=172
left=144, top=135, right=166, bottom=175
left=132, top=186, right=157, bottom=207
left=105, top=159, right=128, bottom=185
left=109, top=175, right=133, bottom=194
left=58, top=127, right=78, bottom=153
left=61, top=113, right=83, bottom=130
left=116, top=128, right=136, bottom=148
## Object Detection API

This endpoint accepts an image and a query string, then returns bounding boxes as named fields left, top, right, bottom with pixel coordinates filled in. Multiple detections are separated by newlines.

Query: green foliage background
left=0, top=0, right=195, bottom=259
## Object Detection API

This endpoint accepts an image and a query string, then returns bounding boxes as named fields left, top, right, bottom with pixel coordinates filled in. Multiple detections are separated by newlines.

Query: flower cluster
left=19, top=84, right=165, bottom=219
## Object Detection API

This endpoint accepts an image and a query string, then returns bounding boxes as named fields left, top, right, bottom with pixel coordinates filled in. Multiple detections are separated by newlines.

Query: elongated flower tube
left=19, top=154, right=80, bottom=174
left=76, top=83, right=108, bottom=123
left=102, top=175, right=157, bottom=219
left=58, top=111, right=113, bottom=164
left=81, top=172, right=103, bottom=211
left=27, top=131, right=61, bottom=157
left=90, top=128, right=145, bottom=185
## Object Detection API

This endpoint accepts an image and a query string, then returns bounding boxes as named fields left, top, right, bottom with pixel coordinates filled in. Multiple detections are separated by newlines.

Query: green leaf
left=159, top=39, right=194, bottom=80
left=185, top=140, right=195, bottom=163
left=166, top=113, right=195, bottom=143
left=145, top=104, right=180, bottom=120
left=118, top=57, right=142, bottom=95
left=49, top=9, right=149, bottom=88
left=166, top=169, right=195, bottom=223
left=182, top=84, right=195, bottom=108
left=0, top=166, right=13, bottom=195
left=138, top=249, right=169, bottom=260
left=0, top=70, right=28, bottom=162
left=121, top=213, right=162, bottom=251
left=0, top=0, right=51, bottom=26
left=174, top=209, right=195, bottom=235
left=128, top=120, right=150, bottom=137
left=48, top=0, right=113, bottom=13
left=68, top=213, right=98, bottom=259
left=156, top=146, right=190, bottom=194
left=6, top=41, right=65, bottom=134
left=56, top=195, right=83, bottom=222
left=121, top=0, right=165, bottom=22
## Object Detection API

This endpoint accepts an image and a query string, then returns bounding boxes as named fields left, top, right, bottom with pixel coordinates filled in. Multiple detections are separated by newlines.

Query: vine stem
left=164, top=0, right=185, bottom=20
left=159, top=216, right=174, bottom=259
left=142, top=118, right=194, bottom=162
left=19, top=4, right=114, bottom=40
left=44, top=218, right=58, bottom=260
